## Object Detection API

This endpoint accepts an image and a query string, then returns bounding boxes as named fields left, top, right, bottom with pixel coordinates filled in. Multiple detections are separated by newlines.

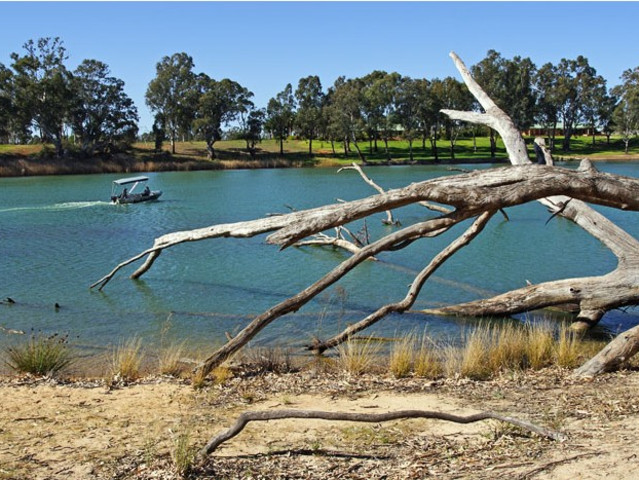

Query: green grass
left=3, top=134, right=639, bottom=177
left=123, top=134, right=639, bottom=164
left=3, top=332, right=74, bottom=376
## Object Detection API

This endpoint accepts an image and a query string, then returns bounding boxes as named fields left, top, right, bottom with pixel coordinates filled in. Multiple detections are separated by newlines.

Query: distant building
left=522, top=124, right=597, bottom=137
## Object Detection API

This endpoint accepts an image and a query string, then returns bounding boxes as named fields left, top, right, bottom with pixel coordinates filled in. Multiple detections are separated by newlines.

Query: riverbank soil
left=1, top=367, right=639, bottom=479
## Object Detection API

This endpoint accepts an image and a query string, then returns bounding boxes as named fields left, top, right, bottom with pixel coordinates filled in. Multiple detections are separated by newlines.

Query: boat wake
left=0, top=201, right=110, bottom=213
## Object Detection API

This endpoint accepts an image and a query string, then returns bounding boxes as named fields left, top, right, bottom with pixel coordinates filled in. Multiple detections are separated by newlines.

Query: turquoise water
left=1, top=163, right=639, bottom=354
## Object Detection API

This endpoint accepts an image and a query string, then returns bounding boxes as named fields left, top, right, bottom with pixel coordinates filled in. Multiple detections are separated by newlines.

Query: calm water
left=1, top=163, right=639, bottom=354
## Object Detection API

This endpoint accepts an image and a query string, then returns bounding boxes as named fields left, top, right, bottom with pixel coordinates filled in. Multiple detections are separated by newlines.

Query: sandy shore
left=1, top=366, right=639, bottom=479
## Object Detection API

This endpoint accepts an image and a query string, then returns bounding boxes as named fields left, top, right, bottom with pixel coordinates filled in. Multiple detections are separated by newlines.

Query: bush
left=4, top=332, right=73, bottom=376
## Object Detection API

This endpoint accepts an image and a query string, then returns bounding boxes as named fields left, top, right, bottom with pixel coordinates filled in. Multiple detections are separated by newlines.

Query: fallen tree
left=91, top=52, right=639, bottom=378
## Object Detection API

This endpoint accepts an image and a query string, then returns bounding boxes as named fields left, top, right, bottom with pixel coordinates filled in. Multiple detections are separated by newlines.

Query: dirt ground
left=1, top=367, right=639, bottom=479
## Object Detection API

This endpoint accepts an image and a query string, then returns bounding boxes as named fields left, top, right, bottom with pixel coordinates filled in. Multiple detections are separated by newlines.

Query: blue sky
left=1, top=1, right=638, bottom=133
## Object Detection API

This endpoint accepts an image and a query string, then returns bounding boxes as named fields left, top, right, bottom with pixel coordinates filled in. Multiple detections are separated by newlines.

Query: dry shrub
left=243, top=346, right=294, bottom=374
left=212, top=365, right=234, bottom=385
left=191, top=368, right=208, bottom=390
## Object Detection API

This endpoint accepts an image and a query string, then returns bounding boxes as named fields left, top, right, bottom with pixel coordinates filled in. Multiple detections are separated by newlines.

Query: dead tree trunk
left=437, top=52, right=639, bottom=331
left=573, top=323, right=639, bottom=378
left=91, top=52, right=639, bottom=378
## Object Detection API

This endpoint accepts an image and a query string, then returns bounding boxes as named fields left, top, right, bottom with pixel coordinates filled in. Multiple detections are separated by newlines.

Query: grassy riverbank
left=2, top=136, right=639, bottom=177
left=3, top=322, right=639, bottom=478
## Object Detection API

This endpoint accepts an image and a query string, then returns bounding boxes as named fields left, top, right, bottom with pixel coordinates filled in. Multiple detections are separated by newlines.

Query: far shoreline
left=2, top=151, right=639, bottom=179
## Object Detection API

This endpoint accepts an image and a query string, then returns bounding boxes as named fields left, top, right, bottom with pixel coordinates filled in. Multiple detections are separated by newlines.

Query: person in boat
left=120, top=188, right=128, bottom=199
left=143, top=186, right=150, bottom=196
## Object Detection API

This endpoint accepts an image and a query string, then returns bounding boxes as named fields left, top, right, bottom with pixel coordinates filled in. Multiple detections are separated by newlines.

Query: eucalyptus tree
left=152, top=114, right=166, bottom=152
left=194, top=75, right=250, bottom=160
left=543, top=56, right=606, bottom=151
left=433, top=76, right=474, bottom=160
left=612, top=67, right=639, bottom=154
left=580, top=72, right=608, bottom=146
left=373, top=72, right=402, bottom=162
left=360, top=70, right=387, bottom=153
left=598, top=90, right=618, bottom=146
left=426, top=78, right=446, bottom=161
left=145, top=52, right=198, bottom=154
left=412, top=78, right=436, bottom=154
left=294, top=75, right=324, bottom=157
left=324, top=76, right=367, bottom=161
left=69, top=59, right=138, bottom=154
left=534, top=63, right=561, bottom=148
left=240, top=108, right=265, bottom=158
left=0, top=64, right=14, bottom=142
left=265, top=83, right=295, bottom=155
left=10, top=37, right=73, bottom=157
left=395, top=76, right=421, bottom=162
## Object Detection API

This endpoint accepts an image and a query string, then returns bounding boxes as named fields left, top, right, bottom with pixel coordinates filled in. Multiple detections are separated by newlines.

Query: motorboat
left=110, top=176, right=162, bottom=204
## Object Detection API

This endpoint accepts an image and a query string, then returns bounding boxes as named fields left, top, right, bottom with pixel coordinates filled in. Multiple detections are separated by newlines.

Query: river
left=1, top=163, right=638, bottom=355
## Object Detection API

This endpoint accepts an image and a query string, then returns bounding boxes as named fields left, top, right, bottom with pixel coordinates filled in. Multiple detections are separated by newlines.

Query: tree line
left=2, top=38, right=639, bottom=159
left=0, top=38, right=139, bottom=157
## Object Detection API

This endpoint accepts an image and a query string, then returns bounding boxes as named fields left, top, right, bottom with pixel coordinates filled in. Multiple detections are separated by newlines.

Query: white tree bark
left=439, top=52, right=639, bottom=331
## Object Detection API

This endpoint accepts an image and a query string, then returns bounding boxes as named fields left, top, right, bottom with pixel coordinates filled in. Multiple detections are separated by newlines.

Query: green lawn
left=3, top=135, right=639, bottom=169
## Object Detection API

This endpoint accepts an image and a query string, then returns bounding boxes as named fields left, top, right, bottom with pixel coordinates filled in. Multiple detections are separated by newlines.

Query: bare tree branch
left=311, top=210, right=495, bottom=353
left=196, top=407, right=565, bottom=461
left=338, top=163, right=400, bottom=225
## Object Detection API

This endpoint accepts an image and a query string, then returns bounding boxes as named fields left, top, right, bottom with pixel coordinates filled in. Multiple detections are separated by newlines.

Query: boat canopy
left=113, top=176, right=149, bottom=186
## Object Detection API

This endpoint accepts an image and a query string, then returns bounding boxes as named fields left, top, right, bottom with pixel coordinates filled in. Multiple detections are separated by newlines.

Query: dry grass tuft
left=555, top=325, right=582, bottom=368
left=337, top=336, right=381, bottom=375
left=158, top=341, right=187, bottom=377
left=211, top=365, right=234, bottom=385
left=414, top=335, right=444, bottom=379
left=389, top=334, right=416, bottom=378
left=171, top=424, right=197, bottom=478
left=487, top=323, right=529, bottom=372
left=3, top=332, right=73, bottom=377
left=459, top=327, right=492, bottom=380
left=526, top=322, right=556, bottom=369
left=111, top=337, right=143, bottom=381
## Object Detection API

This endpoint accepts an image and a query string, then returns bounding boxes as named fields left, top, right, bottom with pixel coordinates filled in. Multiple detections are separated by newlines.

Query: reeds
left=380, top=321, right=608, bottom=380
